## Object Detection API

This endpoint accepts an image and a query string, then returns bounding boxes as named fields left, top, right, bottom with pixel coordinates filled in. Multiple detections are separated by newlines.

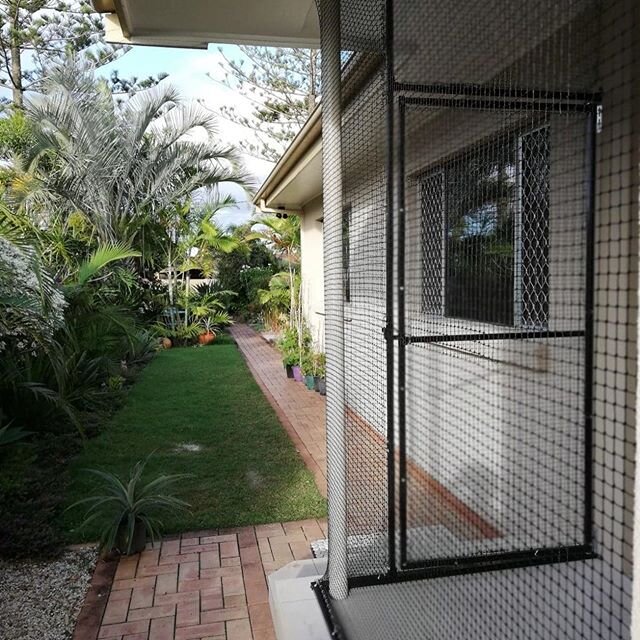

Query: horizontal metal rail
left=396, top=329, right=585, bottom=345
left=393, top=81, right=601, bottom=105
left=400, top=95, right=596, bottom=113
left=347, top=544, right=595, bottom=589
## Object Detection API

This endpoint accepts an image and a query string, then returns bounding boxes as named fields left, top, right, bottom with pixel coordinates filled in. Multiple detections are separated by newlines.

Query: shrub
left=69, top=458, right=190, bottom=555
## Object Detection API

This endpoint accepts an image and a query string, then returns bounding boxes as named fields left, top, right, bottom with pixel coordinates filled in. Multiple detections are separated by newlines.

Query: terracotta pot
left=161, top=337, right=172, bottom=349
left=198, top=332, right=216, bottom=345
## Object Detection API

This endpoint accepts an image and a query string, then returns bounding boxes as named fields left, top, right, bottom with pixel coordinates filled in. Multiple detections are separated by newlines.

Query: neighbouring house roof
left=91, top=0, right=319, bottom=48
left=253, top=105, right=323, bottom=213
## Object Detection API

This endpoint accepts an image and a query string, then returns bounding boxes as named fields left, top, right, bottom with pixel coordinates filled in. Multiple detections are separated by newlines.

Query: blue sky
left=97, top=44, right=276, bottom=228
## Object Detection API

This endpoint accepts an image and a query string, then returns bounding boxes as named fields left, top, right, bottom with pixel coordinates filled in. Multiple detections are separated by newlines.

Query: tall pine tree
left=0, top=0, right=164, bottom=107
left=212, top=46, right=320, bottom=162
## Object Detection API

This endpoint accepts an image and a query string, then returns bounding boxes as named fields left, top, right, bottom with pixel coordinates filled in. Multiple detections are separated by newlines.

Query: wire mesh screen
left=402, top=106, right=590, bottom=565
left=315, top=0, right=638, bottom=638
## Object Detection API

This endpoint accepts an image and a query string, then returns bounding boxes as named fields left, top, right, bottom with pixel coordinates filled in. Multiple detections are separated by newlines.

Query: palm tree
left=250, top=214, right=300, bottom=327
left=23, top=58, right=249, bottom=250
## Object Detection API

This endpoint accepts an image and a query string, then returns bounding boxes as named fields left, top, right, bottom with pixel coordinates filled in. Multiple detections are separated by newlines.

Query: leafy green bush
left=313, top=352, right=326, bottom=378
left=0, top=421, right=31, bottom=448
left=278, top=325, right=311, bottom=367
left=215, top=240, right=279, bottom=319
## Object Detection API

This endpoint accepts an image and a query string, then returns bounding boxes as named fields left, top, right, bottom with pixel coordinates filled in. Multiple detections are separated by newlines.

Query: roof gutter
left=92, top=0, right=132, bottom=38
left=252, top=103, right=322, bottom=208
left=92, top=0, right=115, bottom=11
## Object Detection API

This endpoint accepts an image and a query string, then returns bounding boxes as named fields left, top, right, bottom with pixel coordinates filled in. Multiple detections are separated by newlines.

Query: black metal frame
left=393, top=93, right=600, bottom=574
left=312, top=579, right=348, bottom=640
left=384, top=0, right=397, bottom=580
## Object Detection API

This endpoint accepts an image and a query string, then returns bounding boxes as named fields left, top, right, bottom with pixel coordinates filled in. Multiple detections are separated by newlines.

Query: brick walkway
left=229, top=324, right=327, bottom=497
left=94, top=519, right=327, bottom=640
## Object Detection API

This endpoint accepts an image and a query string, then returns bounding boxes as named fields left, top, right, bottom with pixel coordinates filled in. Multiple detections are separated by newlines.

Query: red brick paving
left=94, top=519, right=327, bottom=640
left=229, top=324, right=327, bottom=497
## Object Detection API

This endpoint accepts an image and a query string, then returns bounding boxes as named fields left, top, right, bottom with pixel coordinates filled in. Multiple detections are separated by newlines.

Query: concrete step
left=268, top=558, right=331, bottom=640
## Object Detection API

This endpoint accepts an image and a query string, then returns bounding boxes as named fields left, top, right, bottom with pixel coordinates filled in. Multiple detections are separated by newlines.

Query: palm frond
left=74, top=244, right=141, bottom=285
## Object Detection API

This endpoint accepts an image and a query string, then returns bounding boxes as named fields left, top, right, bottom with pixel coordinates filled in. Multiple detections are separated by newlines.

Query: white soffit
left=265, top=139, right=323, bottom=211
left=100, top=0, right=319, bottom=48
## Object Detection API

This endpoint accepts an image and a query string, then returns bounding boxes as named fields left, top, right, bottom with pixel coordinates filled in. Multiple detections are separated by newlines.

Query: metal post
left=385, top=0, right=397, bottom=578
left=320, top=0, right=349, bottom=601
left=633, top=322, right=640, bottom=640
left=630, top=0, right=640, bottom=630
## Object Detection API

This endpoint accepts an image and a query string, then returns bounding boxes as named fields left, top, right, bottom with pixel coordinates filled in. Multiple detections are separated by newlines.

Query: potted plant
left=301, top=351, right=316, bottom=390
left=278, top=327, right=299, bottom=379
left=198, top=322, right=216, bottom=345
left=292, top=362, right=304, bottom=383
left=283, top=350, right=297, bottom=378
left=313, top=352, right=326, bottom=395
left=192, top=296, right=233, bottom=345
left=69, top=458, right=190, bottom=557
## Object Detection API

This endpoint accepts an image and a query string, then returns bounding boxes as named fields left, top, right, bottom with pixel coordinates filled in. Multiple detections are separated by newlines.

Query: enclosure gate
left=393, top=90, right=598, bottom=577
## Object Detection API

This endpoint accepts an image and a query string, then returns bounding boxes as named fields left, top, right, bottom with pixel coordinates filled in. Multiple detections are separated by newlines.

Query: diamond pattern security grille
left=420, top=171, right=443, bottom=315
left=520, top=126, right=551, bottom=330
left=420, top=126, right=551, bottom=329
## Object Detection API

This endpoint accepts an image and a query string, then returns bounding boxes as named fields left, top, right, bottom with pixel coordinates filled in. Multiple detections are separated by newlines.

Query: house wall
left=340, top=61, right=593, bottom=562
left=321, top=0, right=637, bottom=635
left=300, top=196, right=326, bottom=350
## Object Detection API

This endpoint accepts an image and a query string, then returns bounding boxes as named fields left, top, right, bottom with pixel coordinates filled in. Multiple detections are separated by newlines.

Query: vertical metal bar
left=385, top=0, right=397, bottom=578
left=397, top=99, right=408, bottom=569
left=583, top=104, right=597, bottom=549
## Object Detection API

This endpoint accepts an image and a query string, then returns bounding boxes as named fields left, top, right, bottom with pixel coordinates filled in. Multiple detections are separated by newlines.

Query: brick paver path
left=229, top=324, right=327, bottom=497
left=95, top=519, right=327, bottom=640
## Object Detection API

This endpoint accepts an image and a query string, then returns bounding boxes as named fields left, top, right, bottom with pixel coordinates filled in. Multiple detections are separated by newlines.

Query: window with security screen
left=343, top=205, right=352, bottom=303
left=421, top=126, right=550, bottom=328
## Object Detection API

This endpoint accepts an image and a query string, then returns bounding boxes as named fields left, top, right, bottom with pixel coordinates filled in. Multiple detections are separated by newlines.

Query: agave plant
left=0, top=420, right=31, bottom=449
left=70, top=458, right=190, bottom=555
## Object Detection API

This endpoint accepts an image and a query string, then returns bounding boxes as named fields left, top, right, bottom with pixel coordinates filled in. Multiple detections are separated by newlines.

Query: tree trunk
left=10, top=34, right=23, bottom=108
left=167, top=245, right=176, bottom=330
left=307, top=51, right=317, bottom=115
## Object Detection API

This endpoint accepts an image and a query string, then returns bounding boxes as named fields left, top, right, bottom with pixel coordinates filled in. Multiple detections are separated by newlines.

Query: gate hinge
left=383, top=326, right=410, bottom=344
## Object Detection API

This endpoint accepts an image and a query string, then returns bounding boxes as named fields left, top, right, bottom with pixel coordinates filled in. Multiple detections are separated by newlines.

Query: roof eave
left=253, top=104, right=322, bottom=209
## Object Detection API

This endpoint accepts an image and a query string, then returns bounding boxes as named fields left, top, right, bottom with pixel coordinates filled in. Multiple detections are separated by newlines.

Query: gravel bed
left=0, top=546, right=98, bottom=640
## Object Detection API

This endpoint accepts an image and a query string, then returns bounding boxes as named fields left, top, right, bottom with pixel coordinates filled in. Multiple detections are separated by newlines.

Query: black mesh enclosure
left=314, top=0, right=638, bottom=639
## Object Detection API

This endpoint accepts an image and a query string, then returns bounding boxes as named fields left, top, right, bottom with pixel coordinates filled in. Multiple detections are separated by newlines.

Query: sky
left=97, top=44, right=277, bottom=229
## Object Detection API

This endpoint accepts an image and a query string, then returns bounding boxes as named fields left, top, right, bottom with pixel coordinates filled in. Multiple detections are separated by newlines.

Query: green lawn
left=61, top=335, right=326, bottom=542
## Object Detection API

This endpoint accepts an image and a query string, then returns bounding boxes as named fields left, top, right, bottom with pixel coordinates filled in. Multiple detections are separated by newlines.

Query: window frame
left=418, top=124, right=550, bottom=329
